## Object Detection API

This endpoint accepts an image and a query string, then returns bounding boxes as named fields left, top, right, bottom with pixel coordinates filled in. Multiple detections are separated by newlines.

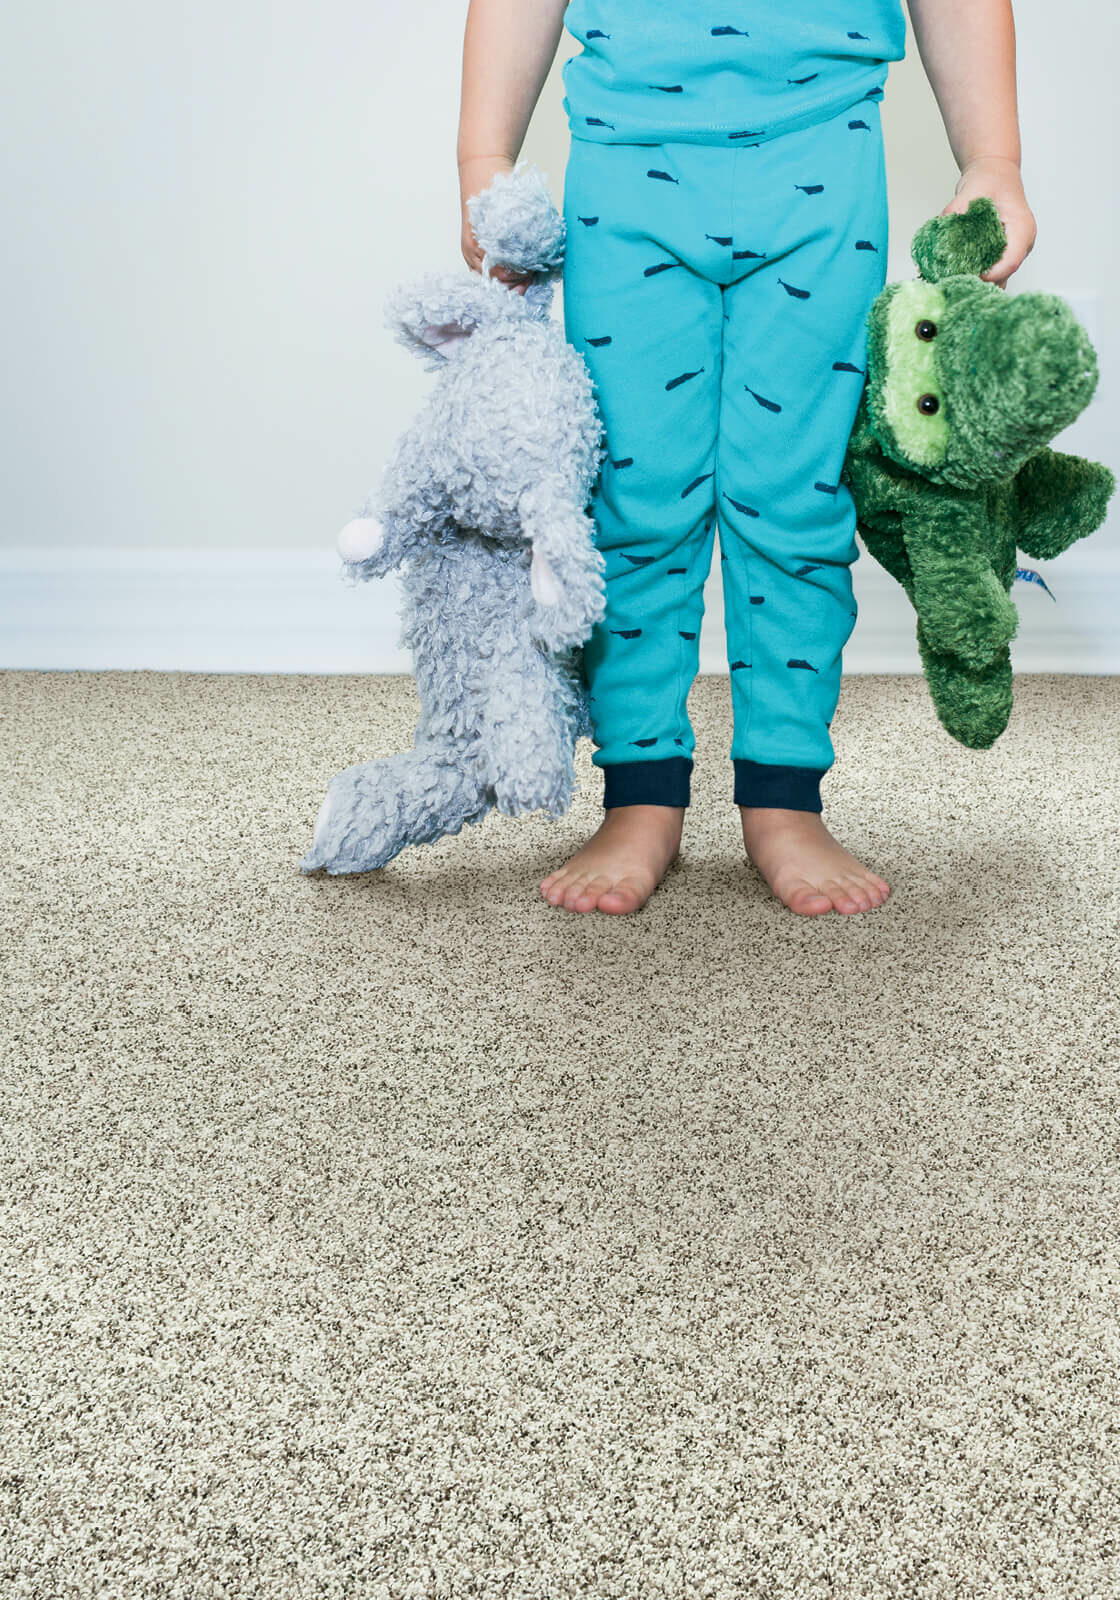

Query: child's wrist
left=457, top=152, right=517, bottom=176
left=458, top=153, right=516, bottom=204
left=958, top=153, right=1021, bottom=174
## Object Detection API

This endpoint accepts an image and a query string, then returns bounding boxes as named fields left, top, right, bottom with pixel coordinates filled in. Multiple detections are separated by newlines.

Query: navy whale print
left=666, top=368, right=705, bottom=391
left=745, top=386, right=781, bottom=412
left=724, top=494, right=760, bottom=517
left=682, top=471, right=715, bottom=496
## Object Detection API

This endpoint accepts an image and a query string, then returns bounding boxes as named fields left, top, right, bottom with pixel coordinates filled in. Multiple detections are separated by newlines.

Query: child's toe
left=559, top=874, right=596, bottom=910
left=785, top=880, right=834, bottom=915
left=568, top=874, right=610, bottom=911
left=841, top=876, right=874, bottom=911
left=822, top=878, right=861, bottom=912
left=597, top=875, right=648, bottom=913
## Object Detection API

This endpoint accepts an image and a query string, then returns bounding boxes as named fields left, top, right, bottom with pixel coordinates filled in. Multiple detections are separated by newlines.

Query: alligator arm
left=901, top=490, right=1019, bottom=672
left=1013, top=448, right=1116, bottom=561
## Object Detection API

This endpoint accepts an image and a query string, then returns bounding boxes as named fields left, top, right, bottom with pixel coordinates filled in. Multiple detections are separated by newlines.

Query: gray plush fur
left=301, top=163, right=606, bottom=876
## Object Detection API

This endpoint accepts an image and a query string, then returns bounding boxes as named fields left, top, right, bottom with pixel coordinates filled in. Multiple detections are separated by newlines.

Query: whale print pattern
left=561, top=77, right=890, bottom=812
left=562, top=0, right=905, bottom=150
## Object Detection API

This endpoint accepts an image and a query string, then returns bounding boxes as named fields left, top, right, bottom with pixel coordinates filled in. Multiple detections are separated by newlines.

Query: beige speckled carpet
left=2, top=670, right=1119, bottom=1600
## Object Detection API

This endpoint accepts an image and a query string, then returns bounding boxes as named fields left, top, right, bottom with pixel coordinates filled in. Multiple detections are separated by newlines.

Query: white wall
left=1, top=1, right=1116, bottom=669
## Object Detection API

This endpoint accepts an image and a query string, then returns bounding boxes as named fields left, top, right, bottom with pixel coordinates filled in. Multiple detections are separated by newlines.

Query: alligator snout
left=975, top=293, right=1098, bottom=435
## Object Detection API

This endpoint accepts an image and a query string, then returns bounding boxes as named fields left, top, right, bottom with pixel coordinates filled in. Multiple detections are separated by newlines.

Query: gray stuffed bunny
left=301, top=163, right=606, bottom=876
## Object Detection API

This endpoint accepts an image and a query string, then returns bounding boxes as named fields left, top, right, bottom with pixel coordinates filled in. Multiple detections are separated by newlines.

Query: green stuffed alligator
left=843, top=196, right=1115, bottom=749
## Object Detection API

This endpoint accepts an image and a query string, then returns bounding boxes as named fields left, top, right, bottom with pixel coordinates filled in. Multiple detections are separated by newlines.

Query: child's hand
left=940, top=157, right=1037, bottom=288
left=458, top=155, right=533, bottom=294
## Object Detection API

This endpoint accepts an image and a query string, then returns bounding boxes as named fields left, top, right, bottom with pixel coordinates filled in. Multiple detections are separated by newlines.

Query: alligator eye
left=916, top=319, right=938, bottom=340
left=917, top=393, right=940, bottom=415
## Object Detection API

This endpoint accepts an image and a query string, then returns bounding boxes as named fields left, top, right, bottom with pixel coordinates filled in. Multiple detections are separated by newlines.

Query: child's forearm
left=457, top=0, right=570, bottom=173
left=908, top=0, right=1035, bottom=284
left=905, top=0, right=1021, bottom=171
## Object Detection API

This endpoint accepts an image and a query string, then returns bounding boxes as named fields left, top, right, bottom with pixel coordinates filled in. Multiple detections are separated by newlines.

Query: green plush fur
left=842, top=197, right=1116, bottom=748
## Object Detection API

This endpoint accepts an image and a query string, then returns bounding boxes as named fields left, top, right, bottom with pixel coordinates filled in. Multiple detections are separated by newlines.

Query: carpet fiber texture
left=2, top=670, right=1118, bottom=1600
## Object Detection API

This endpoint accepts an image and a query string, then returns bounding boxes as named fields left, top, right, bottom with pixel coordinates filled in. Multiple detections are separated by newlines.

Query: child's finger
left=488, top=263, right=533, bottom=288
left=979, top=258, right=1011, bottom=288
left=980, top=220, right=1035, bottom=286
left=483, top=264, right=533, bottom=296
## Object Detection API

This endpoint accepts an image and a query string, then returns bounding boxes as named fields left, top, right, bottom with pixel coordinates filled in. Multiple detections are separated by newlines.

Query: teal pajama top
left=562, top=1, right=906, bottom=146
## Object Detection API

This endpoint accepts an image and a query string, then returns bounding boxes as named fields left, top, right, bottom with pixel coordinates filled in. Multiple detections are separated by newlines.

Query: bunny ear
left=386, top=272, right=511, bottom=368
left=416, top=320, right=475, bottom=360
left=911, top=196, right=1007, bottom=282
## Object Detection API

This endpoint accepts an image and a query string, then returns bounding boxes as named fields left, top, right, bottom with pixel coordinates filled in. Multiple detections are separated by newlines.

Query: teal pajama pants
left=561, top=92, right=889, bottom=811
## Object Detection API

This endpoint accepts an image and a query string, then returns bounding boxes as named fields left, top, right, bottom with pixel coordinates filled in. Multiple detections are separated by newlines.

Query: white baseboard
left=1, top=545, right=1117, bottom=674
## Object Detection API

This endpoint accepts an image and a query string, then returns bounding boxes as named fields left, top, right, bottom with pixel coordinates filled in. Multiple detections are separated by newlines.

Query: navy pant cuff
left=733, top=758, right=825, bottom=813
left=601, top=756, right=692, bottom=809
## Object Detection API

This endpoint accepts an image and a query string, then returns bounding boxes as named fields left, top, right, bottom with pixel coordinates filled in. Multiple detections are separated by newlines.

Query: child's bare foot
left=540, top=804, right=684, bottom=914
left=739, top=807, right=890, bottom=915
